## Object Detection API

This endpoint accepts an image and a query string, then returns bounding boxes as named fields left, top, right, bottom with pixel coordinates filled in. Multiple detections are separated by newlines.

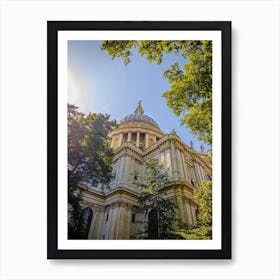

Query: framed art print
left=47, top=21, right=231, bottom=259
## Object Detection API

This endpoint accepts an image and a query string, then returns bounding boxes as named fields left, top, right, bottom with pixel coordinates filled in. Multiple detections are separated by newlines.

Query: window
left=123, top=133, right=128, bottom=143
left=106, top=212, right=109, bottom=222
left=195, top=207, right=199, bottom=219
left=80, top=207, right=93, bottom=239
left=131, top=213, right=136, bottom=223
left=148, top=209, right=158, bottom=239
left=207, top=175, right=212, bottom=181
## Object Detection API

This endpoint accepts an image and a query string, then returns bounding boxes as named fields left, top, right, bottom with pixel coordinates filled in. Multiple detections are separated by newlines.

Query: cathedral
left=79, top=101, right=212, bottom=239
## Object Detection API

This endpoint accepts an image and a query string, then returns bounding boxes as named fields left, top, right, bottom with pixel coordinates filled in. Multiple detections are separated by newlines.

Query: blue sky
left=68, top=40, right=208, bottom=152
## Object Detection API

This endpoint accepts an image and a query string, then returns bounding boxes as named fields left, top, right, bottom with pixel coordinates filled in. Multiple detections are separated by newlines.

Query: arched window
left=148, top=209, right=158, bottom=239
left=195, top=207, right=199, bottom=219
left=80, top=207, right=93, bottom=239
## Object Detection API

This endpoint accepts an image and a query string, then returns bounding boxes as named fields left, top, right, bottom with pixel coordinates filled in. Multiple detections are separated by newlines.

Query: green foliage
left=177, top=181, right=212, bottom=240
left=177, top=225, right=212, bottom=240
left=101, top=40, right=212, bottom=146
left=194, top=181, right=212, bottom=227
left=67, top=104, right=117, bottom=239
left=136, top=159, right=177, bottom=239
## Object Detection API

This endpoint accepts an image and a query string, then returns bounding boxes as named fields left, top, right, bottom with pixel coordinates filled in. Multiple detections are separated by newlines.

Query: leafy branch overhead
left=101, top=40, right=212, bottom=146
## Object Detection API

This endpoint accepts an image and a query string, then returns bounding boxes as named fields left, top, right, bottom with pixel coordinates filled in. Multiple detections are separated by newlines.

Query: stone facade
left=80, top=101, right=212, bottom=239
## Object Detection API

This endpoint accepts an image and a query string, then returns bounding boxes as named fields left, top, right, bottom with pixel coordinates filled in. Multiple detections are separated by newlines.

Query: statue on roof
left=190, top=140, right=194, bottom=149
left=134, top=100, right=144, bottom=115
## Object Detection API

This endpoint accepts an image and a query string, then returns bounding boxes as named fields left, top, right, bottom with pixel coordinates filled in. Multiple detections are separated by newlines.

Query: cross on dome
left=134, top=100, right=144, bottom=115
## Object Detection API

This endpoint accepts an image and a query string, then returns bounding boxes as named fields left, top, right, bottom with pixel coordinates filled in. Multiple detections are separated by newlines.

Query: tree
left=101, top=40, right=212, bottom=146
left=194, top=181, right=212, bottom=227
left=68, top=104, right=85, bottom=238
left=136, top=159, right=178, bottom=239
left=177, top=181, right=212, bottom=240
left=68, top=104, right=117, bottom=238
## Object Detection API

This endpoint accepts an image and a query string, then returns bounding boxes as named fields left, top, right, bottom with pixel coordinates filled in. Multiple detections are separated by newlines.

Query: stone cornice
left=81, top=185, right=105, bottom=199
left=81, top=186, right=140, bottom=207
left=105, top=186, right=140, bottom=200
left=105, top=198, right=136, bottom=209
left=164, top=181, right=195, bottom=194
left=109, top=122, right=164, bottom=137
left=192, top=153, right=212, bottom=173
left=80, top=202, right=103, bottom=212
left=81, top=182, right=194, bottom=200
left=113, top=143, right=144, bottom=163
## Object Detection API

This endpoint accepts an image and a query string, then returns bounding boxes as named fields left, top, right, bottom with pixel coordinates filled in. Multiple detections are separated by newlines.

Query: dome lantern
left=134, top=100, right=144, bottom=115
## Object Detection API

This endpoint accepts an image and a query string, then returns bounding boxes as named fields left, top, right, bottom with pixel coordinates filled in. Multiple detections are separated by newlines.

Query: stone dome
left=119, top=100, right=160, bottom=129
left=120, top=113, right=160, bottom=128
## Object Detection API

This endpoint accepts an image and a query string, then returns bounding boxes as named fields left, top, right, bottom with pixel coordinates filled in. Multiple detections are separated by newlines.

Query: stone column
left=170, top=142, right=179, bottom=180
left=118, top=133, right=123, bottom=147
left=106, top=207, right=114, bottom=239
left=176, top=149, right=184, bottom=180
left=93, top=210, right=100, bottom=239
left=126, top=157, right=131, bottom=185
left=129, top=159, right=134, bottom=186
left=117, top=204, right=123, bottom=239
left=97, top=210, right=106, bottom=239
left=112, top=205, right=120, bottom=239
left=110, top=136, right=115, bottom=148
left=145, top=133, right=149, bottom=148
left=183, top=199, right=189, bottom=224
left=120, top=205, right=129, bottom=239
left=176, top=188, right=185, bottom=223
left=191, top=204, right=197, bottom=223
left=136, top=132, right=140, bottom=147
left=194, top=163, right=201, bottom=185
left=128, top=132, right=131, bottom=142
left=160, top=151, right=165, bottom=164
left=182, top=154, right=188, bottom=181
left=120, top=157, right=125, bottom=185
left=116, top=157, right=122, bottom=185
left=200, top=166, right=206, bottom=181
left=124, top=156, right=129, bottom=185
left=107, top=206, right=114, bottom=239
left=124, top=207, right=130, bottom=239
left=164, top=149, right=171, bottom=172
left=88, top=210, right=97, bottom=239
left=109, top=206, right=118, bottom=239
left=115, top=160, right=120, bottom=185
left=195, top=163, right=201, bottom=182
left=153, top=135, right=157, bottom=143
left=125, top=206, right=131, bottom=239
left=190, top=169, right=196, bottom=186
left=186, top=200, right=193, bottom=225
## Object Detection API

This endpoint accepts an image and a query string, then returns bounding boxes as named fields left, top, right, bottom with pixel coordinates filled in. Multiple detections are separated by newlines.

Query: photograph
left=67, top=40, right=213, bottom=241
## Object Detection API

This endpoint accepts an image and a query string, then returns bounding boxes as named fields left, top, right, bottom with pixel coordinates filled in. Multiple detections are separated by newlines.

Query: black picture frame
left=47, top=21, right=231, bottom=259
